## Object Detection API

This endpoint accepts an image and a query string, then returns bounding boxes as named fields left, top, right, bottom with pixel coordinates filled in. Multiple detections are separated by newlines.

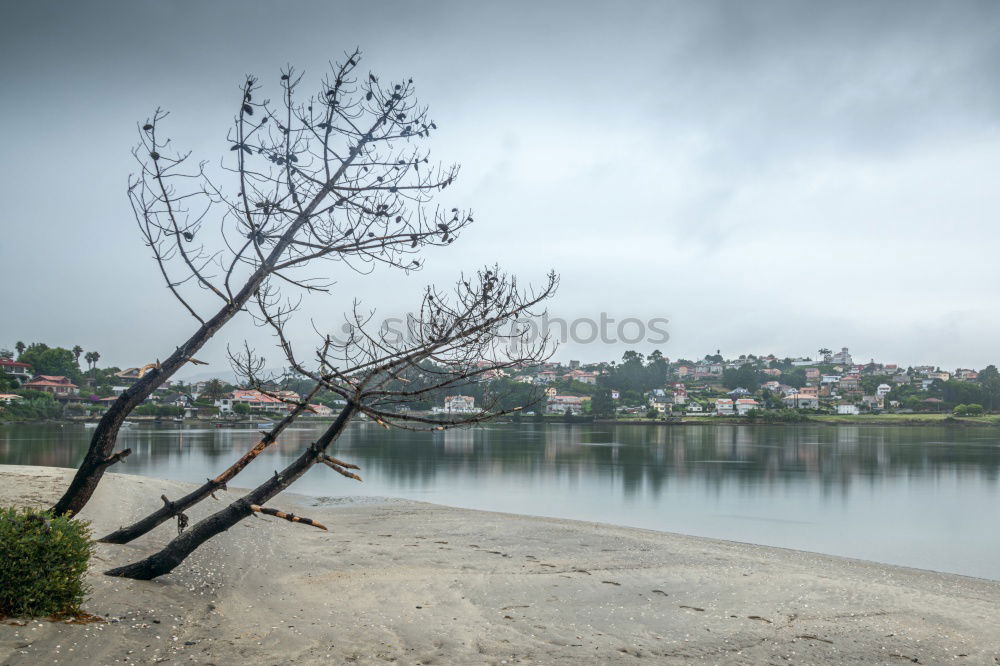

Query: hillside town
left=2, top=342, right=998, bottom=423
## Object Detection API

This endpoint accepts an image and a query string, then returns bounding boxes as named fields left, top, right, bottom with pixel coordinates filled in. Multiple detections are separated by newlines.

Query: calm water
left=2, top=421, right=999, bottom=580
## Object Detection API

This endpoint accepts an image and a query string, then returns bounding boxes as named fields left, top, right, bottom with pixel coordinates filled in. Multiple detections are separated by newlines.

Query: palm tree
left=72, top=345, right=84, bottom=364
left=15, top=341, right=25, bottom=358
left=202, top=378, right=226, bottom=402
left=85, top=351, right=101, bottom=377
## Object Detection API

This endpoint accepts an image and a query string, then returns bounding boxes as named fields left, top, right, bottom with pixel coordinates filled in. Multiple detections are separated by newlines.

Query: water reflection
left=2, top=422, right=998, bottom=579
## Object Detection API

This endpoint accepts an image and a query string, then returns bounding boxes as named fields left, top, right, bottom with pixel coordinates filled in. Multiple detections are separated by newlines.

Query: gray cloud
left=2, top=0, right=999, bottom=372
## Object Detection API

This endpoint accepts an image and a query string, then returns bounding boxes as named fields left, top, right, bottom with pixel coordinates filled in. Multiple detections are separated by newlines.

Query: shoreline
left=4, top=414, right=1000, bottom=428
left=2, top=466, right=999, bottom=664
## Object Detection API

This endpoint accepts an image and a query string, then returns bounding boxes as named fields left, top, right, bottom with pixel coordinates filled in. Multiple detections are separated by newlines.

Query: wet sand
left=1, top=465, right=998, bottom=664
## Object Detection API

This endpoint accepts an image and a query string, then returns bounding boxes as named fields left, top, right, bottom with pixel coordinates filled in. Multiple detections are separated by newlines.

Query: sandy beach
left=1, top=465, right=998, bottom=665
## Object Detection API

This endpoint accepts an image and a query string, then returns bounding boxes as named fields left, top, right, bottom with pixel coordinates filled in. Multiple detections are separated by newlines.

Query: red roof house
left=22, top=375, right=79, bottom=396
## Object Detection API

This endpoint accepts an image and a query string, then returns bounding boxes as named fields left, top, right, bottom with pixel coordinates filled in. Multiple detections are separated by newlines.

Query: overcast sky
left=2, top=0, right=999, bottom=375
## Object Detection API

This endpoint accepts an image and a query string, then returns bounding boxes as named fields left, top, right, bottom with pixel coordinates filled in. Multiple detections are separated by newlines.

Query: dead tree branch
left=106, top=267, right=556, bottom=579
left=53, top=50, right=472, bottom=517
left=250, top=505, right=328, bottom=531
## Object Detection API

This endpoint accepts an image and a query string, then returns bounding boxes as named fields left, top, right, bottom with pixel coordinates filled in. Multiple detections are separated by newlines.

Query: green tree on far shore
left=17, top=344, right=82, bottom=384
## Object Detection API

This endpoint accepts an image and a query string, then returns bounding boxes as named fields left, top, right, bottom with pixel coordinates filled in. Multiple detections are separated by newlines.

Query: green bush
left=0, top=397, right=63, bottom=421
left=0, top=507, right=92, bottom=617
left=745, top=408, right=810, bottom=423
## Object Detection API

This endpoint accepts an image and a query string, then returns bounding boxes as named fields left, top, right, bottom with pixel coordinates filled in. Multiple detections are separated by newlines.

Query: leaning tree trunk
left=105, top=403, right=356, bottom=579
left=98, top=389, right=319, bottom=544
left=51, top=153, right=363, bottom=517
left=51, top=308, right=238, bottom=517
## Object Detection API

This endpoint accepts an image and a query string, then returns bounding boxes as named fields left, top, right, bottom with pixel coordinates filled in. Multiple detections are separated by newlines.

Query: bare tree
left=98, top=384, right=321, bottom=544
left=105, top=267, right=557, bottom=579
left=52, top=50, right=472, bottom=517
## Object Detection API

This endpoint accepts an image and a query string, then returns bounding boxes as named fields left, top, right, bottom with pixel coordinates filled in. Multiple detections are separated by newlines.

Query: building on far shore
left=0, top=359, right=33, bottom=384
left=229, top=389, right=288, bottom=412
left=546, top=395, right=588, bottom=415
left=22, top=375, right=79, bottom=397
left=444, top=395, right=477, bottom=414
left=783, top=393, right=819, bottom=409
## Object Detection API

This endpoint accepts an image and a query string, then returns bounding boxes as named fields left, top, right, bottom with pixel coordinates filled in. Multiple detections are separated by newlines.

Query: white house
left=836, top=403, right=860, bottom=415
left=876, top=383, right=891, bottom=398
left=546, top=395, right=588, bottom=415
left=650, top=395, right=671, bottom=414
left=735, top=398, right=759, bottom=416
left=444, top=395, right=476, bottom=414
left=0, top=359, right=33, bottom=384
left=686, top=402, right=704, bottom=415
left=783, top=393, right=819, bottom=409
left=715, top=398, right=735, bottom=416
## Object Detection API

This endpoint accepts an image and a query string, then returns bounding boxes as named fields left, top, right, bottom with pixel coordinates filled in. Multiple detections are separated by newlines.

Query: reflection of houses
left=547, top=395, right=589, bottom=415
left=23, top=375, right=79, bottom=397
left=442, top=428, right=475, bottom=453
left=444, top=395, right=476, bottom=414
left=0, top=359, right=33, bottom=384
